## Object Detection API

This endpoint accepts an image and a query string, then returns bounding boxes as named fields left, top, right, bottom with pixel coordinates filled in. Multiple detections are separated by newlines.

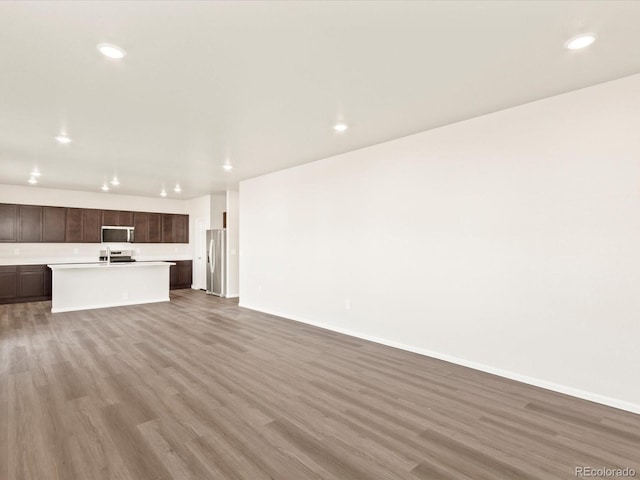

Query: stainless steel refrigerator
left=206, top=229, right=226, bottom=296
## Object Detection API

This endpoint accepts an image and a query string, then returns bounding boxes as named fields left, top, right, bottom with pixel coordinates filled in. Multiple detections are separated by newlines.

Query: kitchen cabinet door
left=0, top=204, right=17, bottom=242
left=43, top=206, right=66, bottom=242
left=162, top=214, right=175, bottom=243
left=65, top=208, right=84, bottom=242
left=0, top=266, right=17, bottom=299
left=148, top=213, right=162, bottom=243
left=174, top=215, right=189, bottom=243
left=169, top=263, right=179, bottom=288
left=17, top=265, right=45, bottom=298
left=133, top=212, right=148, bottom=243
left=0, top=265, right=50, bottom=304
left=177, top=260, right=192, bottom=287
left=83, top=209, right=102, bottom=243
left=170, top=260, right=192, bottom=289
left=102, top=210, right=119, bottom=226
left=118, top=211, right=133, bottom=226
left=18, top=205, right=43, bottom=242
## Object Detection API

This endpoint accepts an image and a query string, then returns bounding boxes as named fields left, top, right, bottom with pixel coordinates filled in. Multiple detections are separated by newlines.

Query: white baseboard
left=239, top=302, right=640, bottom=415
left=225, top=294, right=240, bottom=298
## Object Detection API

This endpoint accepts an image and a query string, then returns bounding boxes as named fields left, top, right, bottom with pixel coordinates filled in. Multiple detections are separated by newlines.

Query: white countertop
left=48, top=261, right=175, bottom=270
left=0, top=255, right=192, bottom=266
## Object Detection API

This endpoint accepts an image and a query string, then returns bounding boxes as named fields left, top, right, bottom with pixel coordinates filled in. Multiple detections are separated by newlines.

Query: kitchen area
left=0, top=185, right=239, bottom=312
left=0, top=200, right=193, bottom=310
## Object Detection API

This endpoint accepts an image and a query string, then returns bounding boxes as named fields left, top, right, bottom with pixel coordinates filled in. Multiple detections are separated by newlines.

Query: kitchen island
left=48, top=261, right=175, bottom=313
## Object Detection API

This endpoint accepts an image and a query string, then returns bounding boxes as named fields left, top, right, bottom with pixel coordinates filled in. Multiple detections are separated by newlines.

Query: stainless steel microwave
left=101, top=226, right=135, bottom=243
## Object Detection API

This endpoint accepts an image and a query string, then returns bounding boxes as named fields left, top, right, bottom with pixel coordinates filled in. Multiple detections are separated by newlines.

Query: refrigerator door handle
left=211, top=238, right=216, bottom=274
left=208, top=239, right=214, bottom=273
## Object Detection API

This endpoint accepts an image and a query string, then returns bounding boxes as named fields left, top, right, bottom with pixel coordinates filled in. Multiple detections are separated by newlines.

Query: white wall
left=210, top=193, right=226, bottom=229
left=186, top=194, right=211, bottom=288
left=0, top=184, right=186, bottom=213
left=240, top=73, right=640, bottom=413
left=226, top=190, right=239, bottom=297
left=0, top=184, right=191, bottom=264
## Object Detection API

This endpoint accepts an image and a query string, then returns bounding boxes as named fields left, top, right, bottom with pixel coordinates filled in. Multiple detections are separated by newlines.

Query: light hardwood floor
left=1, top=289, right=639, bottom=479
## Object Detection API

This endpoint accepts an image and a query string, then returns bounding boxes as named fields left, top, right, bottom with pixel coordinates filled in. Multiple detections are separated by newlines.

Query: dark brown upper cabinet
left=2, top=203, right=187, bottom=244
left=118, top=211, right=133, bottom=226
left=102, top=210, right=119, bottom=226
left=102, top=209, right=134, bottom=227
left=18, top=205, right=43, bottom=242
left=83, top=209, right=102, bottom=243
left=147, top=213, right=162, bottom=243
left=174, top=214, right=188, bottom=243
left=65, top=208, right=84, bottom=242
left=0, top=204, right=17, bottom=242
left=161, top=214, right=175, bottom=243
left=161, top=214, right=189, bottom=244
left=42, top=207, right=66, bottom=242
left=133, top=212, right=149, bottom=243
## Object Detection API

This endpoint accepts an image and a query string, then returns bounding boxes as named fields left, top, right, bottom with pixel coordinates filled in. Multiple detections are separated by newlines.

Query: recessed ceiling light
left=174, top=184, right=182, bottom=193
left=110, top=177, right=120, bottom=186
left=160, top=190, right=167, bottom=197
left=333, top=123, right=348, bottom=133
left=101, top=184, right=109, bottom=192
left=566, top=34, right=596, bottom=50
left=30, top=170, right=41, bottom=177
left=55, top=135, right=71, bottom=144
left=222, top=164, right=233, bottom=171
left=28, top=177, right=38, bottom=185
left=97, top=43, right=126, bottom=59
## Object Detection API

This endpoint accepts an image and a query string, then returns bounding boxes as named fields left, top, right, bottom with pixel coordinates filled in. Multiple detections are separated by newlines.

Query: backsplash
left=0, top=242, right=191, bottom=265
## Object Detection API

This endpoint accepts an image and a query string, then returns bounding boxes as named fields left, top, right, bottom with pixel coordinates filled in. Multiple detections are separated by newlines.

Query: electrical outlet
left=345, top=299, right=351, bottom=310
left=73, top=248, right=79, bottom=254
left=13, top=248, right=20, bottom=256
left=258, top=285, right=262, bottom=293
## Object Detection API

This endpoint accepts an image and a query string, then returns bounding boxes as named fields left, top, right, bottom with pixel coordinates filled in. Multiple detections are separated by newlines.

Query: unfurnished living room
left=1, top=1, right=640, bottom=479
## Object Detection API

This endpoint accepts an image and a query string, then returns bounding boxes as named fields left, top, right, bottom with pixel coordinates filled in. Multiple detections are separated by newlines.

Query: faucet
left=106, top=245, right=111, bottom=264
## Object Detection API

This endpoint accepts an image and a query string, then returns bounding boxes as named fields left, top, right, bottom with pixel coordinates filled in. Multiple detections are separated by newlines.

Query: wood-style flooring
left=1, top=289, right=639, bottom=479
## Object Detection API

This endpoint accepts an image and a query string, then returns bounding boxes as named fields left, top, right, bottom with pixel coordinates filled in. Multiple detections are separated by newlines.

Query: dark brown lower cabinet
left=0, top=265, right=52, bottom=304
left=18, top=265, right=45, bottom=297
left=0, top=266, right=18, bottom=299
left=170, top=260, right=192, bottom=290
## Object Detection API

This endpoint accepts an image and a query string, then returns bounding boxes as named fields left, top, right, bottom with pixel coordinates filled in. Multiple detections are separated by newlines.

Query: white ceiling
left=1, top=1, right=640, bottom=199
